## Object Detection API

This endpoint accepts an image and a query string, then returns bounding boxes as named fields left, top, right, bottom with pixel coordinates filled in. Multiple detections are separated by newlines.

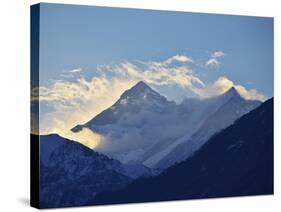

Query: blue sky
left=35, top=3, right=273, bottom=134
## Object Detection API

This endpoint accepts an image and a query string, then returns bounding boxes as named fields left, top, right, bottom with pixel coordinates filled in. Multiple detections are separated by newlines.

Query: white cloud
left=143, top=54, right=193, bottom=68
left=36, top=77, right=137, bottom=134
left=206, top=51, right=225, bottom=68
left=194, top=76, right=266, bottom=101
left=115, top=61, right=204, bottom=89
left=64, top=68, right=82, bottom=73
left=206, top=58, right=220, bottom=67
left=60, top=68, right=83, bottom=78
left=165, top=54, right=193, bottom=64
left=33, top=55, right=203, bottom=135
left=33, top=54, right=266, bottom=142
left=211, top=51, right=225, bottom=58
left=234, top=84, right=266, bottom=101
left=58, top=127, right=104, bottom=149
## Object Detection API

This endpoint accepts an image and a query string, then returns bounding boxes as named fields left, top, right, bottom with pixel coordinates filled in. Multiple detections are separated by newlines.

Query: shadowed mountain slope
left=93, top=98, right=273, bottom=205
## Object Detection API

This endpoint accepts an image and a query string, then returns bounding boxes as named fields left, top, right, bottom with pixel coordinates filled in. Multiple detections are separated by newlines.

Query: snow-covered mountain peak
left=224, top=86, right=240, bottom=97
left=131, top=81, right=151, bottom=91
left=219, top=86, right=244, bottom=102
left=71, top=81, right=173, bottom=131
left=121, top=81, right=156, bottom=98
left=118, top=81, right=168, bottom=105
left=71, top=81, right=260, bottom=169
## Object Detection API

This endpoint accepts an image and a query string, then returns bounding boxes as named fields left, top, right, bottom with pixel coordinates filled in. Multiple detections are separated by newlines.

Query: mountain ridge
left=92, top=98, right=273, bottom=205
left=71, top=81, right=171, bottom=131
left=70, top=81, right=262, bottom=169
left=39, top=133, right=152, bottom=208
left=153, top=86, right=261, bottom=169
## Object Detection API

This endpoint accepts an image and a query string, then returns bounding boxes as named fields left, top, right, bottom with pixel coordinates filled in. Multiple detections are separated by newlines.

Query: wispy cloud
left=206, top=58, right=220, bottom=67
left=114, top=61, right=204, bottom=89
left=206, top=51, right=225, bottom=68
left=165, top=54, right=193, bottom=64
left=60, top=68, right=83, bottom=78
left=32, top=55, right=202, bottom=135
left=211, top=51, right=225, bottom=58
left=142, top=54, right=193, bottom=68
left=194, top=76, right=266, bottom=101
left=32, top=54, right=265, bottom=137
left=64, top=68, right=83, bottom=73
left=35, top=77, right=137, bottom=134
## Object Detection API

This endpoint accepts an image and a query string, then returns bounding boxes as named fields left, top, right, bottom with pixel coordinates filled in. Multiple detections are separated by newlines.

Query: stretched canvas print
left=30, top=3, right=274, bottom=209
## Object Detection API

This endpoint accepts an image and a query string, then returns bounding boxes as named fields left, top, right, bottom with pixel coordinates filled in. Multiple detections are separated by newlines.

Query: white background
left=0, top=0, right=279, bottom=211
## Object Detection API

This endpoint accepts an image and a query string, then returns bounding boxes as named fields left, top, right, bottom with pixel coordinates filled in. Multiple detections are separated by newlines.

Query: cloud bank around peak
left=194, top=76, right=266, bottom=101
left=32, top=54, right=266, bottom=136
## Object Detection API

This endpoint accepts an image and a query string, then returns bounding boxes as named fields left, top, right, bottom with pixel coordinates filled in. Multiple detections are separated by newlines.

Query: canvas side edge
left=30, top=3, right=40, bottom=209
